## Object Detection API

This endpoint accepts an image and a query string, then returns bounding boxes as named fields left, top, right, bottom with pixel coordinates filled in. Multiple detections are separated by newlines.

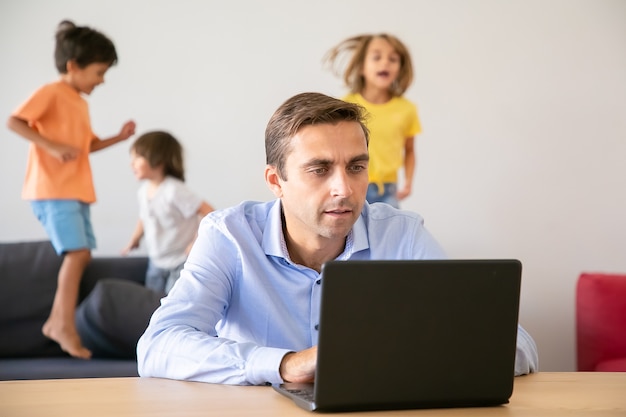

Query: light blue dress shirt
left=137, top=199, right=538, bottom=385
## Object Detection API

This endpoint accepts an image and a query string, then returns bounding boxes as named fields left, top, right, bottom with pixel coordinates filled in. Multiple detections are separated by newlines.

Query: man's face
left=266, top=121, right=369, bottom=247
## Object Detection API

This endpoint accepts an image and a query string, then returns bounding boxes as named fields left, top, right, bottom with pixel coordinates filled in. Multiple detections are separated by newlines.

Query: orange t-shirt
left=13, top=81, right=98, bottom=203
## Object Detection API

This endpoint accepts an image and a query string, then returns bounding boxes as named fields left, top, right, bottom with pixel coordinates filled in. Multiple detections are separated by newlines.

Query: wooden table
left=1, top=372, right=625, bottom=416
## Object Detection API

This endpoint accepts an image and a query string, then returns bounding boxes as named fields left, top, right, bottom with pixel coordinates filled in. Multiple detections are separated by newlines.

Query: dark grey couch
left=0, top=240, right=155, bottom=380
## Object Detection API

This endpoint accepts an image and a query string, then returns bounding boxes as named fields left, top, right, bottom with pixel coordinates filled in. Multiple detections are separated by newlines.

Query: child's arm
left=397, top=136, right=416, bottom=200
left=121, top=219, right=144, bottom=256
left=184, top=201, right=215, bottom=255
left=7, top=116, right=80, bottom=163
left=197, top=201, right=215, bottom=218
left=90, top=120, right=136, bottom=152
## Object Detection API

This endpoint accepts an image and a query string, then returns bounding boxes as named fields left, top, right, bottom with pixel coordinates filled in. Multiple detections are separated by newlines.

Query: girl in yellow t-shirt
left=325, top=34, right=420, bottom=208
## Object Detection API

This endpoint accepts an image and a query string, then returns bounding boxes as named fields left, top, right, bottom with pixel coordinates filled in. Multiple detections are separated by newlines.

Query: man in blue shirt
left=136, top=92, right=538, bottom=385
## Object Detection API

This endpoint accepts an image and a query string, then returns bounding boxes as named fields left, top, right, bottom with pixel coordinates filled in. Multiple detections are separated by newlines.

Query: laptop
left=273, top=259, right=522, bottom=412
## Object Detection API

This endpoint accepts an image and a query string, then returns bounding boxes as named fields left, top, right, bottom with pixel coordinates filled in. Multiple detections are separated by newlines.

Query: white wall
left=1, top=0, right=625, bottom=372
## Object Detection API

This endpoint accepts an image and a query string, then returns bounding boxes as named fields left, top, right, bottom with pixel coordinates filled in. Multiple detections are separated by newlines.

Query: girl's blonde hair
left=324, top=33, right=414, bottom=97
left=131, top=131, right=185, bottom=181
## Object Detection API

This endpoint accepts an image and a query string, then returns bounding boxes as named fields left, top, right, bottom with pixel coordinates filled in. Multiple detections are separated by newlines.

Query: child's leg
left=164, top=262, right=185, bottom=294
left=43, top=248, right=92, bottom=359
left=31, top=200, right=97, bottom=359
left=145, top=260, right=169, bottom=294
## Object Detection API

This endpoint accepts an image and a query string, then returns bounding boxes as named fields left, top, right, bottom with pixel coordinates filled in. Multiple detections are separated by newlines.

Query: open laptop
left=273, top=259, right=522, bottom=412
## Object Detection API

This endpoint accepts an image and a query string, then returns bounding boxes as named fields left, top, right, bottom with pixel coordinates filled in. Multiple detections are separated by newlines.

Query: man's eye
left=311, top=167, right=328, bottom=175
left=348, top=165, right=366, bottom=173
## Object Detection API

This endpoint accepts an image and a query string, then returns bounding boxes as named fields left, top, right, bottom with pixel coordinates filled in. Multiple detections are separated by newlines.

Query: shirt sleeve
left=514, top=324, right=539, bottom=376
left=136, top=214, right=291, bottom=385
left=170, top=180, right=203, bottom=218
left=12, top=85, right=52, bottom=124
left=406, top=101, right=422, bottom=138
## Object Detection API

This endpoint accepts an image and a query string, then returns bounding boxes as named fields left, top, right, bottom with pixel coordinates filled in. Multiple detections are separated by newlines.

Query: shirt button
left=316, top=279, right=321, bottom=285
left=315, top=324, right=319, bottom=330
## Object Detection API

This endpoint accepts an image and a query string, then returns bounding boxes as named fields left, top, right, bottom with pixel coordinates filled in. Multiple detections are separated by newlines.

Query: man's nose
left=330, top=171, right=352, bottom=197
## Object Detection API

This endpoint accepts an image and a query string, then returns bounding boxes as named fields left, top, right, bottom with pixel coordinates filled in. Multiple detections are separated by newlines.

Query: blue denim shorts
left=30, top=200, right=96, bottom=255
left=366, top=183, right=399, bottom=208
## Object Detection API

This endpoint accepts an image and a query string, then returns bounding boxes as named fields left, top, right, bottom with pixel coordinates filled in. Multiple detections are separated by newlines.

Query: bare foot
left=42, top=320, right=92, bottom=359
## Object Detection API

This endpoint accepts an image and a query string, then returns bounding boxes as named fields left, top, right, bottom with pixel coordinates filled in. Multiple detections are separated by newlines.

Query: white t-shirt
left=138, top=176, right=203, bottom=269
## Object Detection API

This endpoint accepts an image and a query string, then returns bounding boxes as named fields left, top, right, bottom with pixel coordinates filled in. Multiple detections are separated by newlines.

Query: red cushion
left=595, top=357, right=626, bottom=372
left=576, top=273, right=626, bottom=371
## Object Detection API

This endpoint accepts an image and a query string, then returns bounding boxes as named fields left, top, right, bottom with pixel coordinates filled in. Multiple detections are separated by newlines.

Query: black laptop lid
left=313, top=259, right=522, bottom=412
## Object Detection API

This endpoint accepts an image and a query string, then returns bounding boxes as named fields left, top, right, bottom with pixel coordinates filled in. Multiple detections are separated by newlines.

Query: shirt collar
left=262, top=199, right=370, bottom=263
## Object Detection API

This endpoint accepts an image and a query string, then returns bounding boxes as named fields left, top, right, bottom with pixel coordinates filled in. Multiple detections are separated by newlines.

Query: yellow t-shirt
left=343, top=93, right=421, bottom=185
left=13, top=81, right=98, bottom=203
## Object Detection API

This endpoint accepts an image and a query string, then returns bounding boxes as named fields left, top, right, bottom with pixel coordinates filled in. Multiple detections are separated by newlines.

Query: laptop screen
left=275, top=259, right=521, bottom=412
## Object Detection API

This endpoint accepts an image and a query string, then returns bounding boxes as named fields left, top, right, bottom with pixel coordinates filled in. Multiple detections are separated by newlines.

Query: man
left=136, top=92, right=538, bottom=385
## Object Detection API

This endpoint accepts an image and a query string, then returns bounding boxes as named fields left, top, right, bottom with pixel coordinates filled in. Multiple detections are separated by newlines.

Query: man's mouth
left=324, top=208, right=353, bottom=216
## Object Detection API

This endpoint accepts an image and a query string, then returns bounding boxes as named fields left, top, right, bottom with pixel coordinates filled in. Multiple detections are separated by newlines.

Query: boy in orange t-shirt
left=7, top=20, right=136, bottom=359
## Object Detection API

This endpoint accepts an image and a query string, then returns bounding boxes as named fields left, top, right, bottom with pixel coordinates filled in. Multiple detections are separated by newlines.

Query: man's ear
left=265, top=165, right=283, bottom=198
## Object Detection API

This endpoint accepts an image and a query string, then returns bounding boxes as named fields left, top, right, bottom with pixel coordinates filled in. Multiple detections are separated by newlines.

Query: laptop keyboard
left=286, top=387, right=315, bottom=402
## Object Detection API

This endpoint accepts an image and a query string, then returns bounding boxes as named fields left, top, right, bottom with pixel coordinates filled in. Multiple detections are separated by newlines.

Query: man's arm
left=514, top=324, right=539, bottom=376
left=399, top=213, right=537, bottom=376
left=136, top=215, right=292, bottom=385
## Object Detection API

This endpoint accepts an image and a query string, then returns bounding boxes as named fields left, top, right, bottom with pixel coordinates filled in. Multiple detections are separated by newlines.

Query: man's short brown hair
left=265, top=92, right=369, bottom=180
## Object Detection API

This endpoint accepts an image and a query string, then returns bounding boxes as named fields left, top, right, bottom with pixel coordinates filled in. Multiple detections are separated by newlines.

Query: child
left=121, top=131, right=214, bottom=294
left=6, top=20, right=136, bottom=358
left=324, top=33, right=420, bottom=208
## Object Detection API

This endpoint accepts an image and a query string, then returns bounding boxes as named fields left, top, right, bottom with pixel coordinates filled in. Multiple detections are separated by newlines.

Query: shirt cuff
left=246, top=346, right=293, bottom=385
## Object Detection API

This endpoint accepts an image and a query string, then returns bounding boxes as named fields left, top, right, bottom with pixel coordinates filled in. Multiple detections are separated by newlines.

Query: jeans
left=366, top=183, right=399, bottom=208
left=145, top=260, right=185, bottom=294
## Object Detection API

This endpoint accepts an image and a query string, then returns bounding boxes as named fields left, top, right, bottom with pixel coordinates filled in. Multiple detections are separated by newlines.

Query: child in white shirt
left=122, top=131, right=214, bottom=293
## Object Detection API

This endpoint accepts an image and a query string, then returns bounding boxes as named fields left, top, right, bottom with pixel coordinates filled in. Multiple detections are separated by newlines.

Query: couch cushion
left=595, top=358, right=626, bottom=372
left=76, top=279, right=164, bottom=359
left=576, top=272, right=626, bottom=371
left=80, top=256, right=148, bottom=298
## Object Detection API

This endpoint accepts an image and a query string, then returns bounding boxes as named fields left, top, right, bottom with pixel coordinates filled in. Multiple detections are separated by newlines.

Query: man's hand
left=279, top=346, right=317, bottom=383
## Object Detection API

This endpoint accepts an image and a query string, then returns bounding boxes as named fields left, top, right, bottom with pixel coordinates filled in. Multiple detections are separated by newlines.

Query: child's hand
left=118, top=120, right=137, bottom=141
left=397, top=184, right=411, bottom=201
left=47, top=142, right=80, bottom=163
left=120, top=240, right=139, bottom=256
